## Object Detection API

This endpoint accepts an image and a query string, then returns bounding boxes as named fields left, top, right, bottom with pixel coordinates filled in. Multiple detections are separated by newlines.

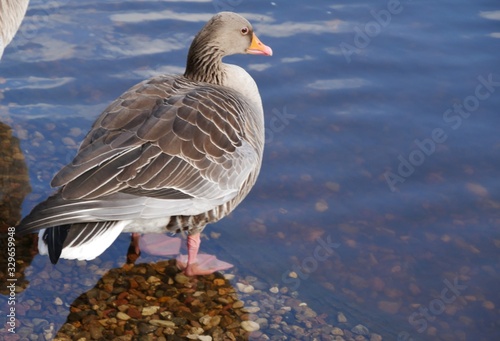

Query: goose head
left=185, top=12, right=272, bottom=83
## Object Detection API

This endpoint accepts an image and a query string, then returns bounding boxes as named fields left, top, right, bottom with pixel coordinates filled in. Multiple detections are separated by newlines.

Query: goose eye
left=241, top=27, right=249, bottom=35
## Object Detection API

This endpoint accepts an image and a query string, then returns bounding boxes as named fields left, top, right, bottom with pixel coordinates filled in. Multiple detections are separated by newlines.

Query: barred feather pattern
left=18, top=73, right=264, bottom=236
left=16, top=12, right=267, bottom=263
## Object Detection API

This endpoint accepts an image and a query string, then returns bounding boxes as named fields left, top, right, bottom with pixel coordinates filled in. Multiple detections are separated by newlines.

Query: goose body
left=0, top=0, right=29, bottom=58
left=17, top=12, right=272, bottom=275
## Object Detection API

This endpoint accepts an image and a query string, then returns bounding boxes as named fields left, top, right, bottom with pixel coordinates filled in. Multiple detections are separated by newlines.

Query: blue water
left=1, top=0, right=499, bottom=340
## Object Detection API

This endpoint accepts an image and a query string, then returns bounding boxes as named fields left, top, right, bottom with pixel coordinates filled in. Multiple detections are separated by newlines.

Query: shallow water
left=1, top=0, right=499, bottom=340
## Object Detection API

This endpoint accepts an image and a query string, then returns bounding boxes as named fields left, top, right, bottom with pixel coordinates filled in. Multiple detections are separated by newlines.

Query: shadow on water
left=0, top=121, right=31, bottom=229
left=0, top=120, right=33, bottom=297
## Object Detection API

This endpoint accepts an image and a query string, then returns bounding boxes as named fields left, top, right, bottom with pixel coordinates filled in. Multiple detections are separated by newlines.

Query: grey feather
left=17, top=12, right=270, bottom=263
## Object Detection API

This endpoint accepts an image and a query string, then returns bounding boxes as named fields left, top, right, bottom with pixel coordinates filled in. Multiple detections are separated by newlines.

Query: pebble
left=190, top=327, right=204, bottom=335
left=61, top=136, right=76, bottom=146
left=32, top=318, right=49, bottom=329
left=116, top=312, right=131, bottom=321
left=377, top=301, right=401, bottom=314
left=352, top=324, right=370, bottom=336
left=325, top=181, right=340, bottom=192
left=482, top=301, right=495, bottom=310
left=16, top=128, right=29, bottom=139
left=142, top=306, right=160, bottom=316
left=198, top=336, right=212, bottom=341
left=409, top=283, right=421, bottom=295
left=43, top=324, right=54, bottom=340
left=241, top=320, right=260, bottom=332
left=149, top=319, right=176, bottom=328
left=269, top=286, right=279, bottom=294
left=223, top=274, right=235, bottom=280
left=88, top=322, right=103, bottom=339
left=69, top=127, right=82, bottom=137
left=138, top=323, right=157, bottom=334
left=255, top=318, right=268, bottom=328
left=233, top=301, right=244, bottom=309
left=175, top=273, right=190, bottom=284
left=199, top=315, right=212, bottom=326
left=242, top=306, right=261, bottom=313
left=54, top=297, right=63, bottom=306
left=213, top=278, right=225, bottom=286
left=332, top=327, right=344, bottom=335
left=147, top=276, right=161, bottom=285
left=236, top=283, right=254, bottom=293
left=337, top=312, right=347, bottom=323
left=315, top=199, right=329, bottom=212
left=209, top=316, right=221, bottom=327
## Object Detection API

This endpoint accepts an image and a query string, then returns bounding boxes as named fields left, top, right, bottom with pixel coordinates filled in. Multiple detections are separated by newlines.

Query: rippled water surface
left=1, top=0, right=500, bottom=340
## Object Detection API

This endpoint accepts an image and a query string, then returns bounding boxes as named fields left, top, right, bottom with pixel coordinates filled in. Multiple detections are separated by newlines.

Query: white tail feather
left=38, top=221, right=129, bottom=261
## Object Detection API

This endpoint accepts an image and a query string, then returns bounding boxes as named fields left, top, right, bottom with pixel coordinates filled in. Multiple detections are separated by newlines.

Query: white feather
left=59, top=220, right=128, bottom=261
left=37, top=230, right=49, bottom=256
left=37, top=221, right=129, bottom=261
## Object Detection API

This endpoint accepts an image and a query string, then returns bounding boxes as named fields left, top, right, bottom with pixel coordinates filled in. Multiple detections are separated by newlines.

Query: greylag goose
left=0, top=0, right=30, bottom=59
left=17, top=12, right=272, bottom=275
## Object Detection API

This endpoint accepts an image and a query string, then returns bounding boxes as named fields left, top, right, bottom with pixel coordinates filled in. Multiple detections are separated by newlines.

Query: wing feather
left=18, top=74, right=262, bottom=234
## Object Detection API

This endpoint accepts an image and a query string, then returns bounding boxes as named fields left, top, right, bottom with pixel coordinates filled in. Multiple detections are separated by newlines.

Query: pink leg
left=126, top=233, right=141, bottom=263
left=176, top=233, right=233, bottom=276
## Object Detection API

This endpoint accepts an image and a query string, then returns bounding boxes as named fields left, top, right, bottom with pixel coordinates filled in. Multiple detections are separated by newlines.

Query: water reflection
left=0, top=121, right=31, bottom=228
left=0, top=120, right=33, bottom=297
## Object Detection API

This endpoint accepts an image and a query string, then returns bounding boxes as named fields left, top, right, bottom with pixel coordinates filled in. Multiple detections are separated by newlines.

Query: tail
left=16, top=192, right=108, bottom=236
left=37, top=221, right=127, bottom=264
left=40, top=225, right=70, bottom=264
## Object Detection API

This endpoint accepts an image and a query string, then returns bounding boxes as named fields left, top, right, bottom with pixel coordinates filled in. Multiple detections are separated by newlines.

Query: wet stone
left=62, top=136, right=76, bottom=146
left=352, top=324, right=370, bottom=336
left=241, top=320, right=260, bottom=332
left=175, top=273, right=190, bottom=284
left=138, top=323, right=158, bottom=334
left=213, top=278, right=225, bottom=286
left=332, top=327, right=344, bottom=335
left=216, top=297, right=229, bottom=304
left=142, top=306, right=160, bottom=316
left=233, top=301, right=244, bottom=309
left=88, top=322, right=103, bottom=339
left=337, top=312, right=347, bottom=323
left=482, top=301, right=495, bottom=310
left=242, top=306, right=261, bottom=313
left=190, top=326, right=204, bottom=335
left=116, top=312, right=131, bottom=321
left=377, top=301, right=400, bottom=314
left=150, top=319, right=176, bottom=328
left=236, top=283, right=254, bottom=293
left=32, top=318, right=49, bottom=330
left=17, top=326, right=32, bottom=338
left=252, top=280, right=268, bottom=290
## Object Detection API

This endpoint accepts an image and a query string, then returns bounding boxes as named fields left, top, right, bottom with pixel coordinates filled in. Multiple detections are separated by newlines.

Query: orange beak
left=246, top=33, right=273, bottom=56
